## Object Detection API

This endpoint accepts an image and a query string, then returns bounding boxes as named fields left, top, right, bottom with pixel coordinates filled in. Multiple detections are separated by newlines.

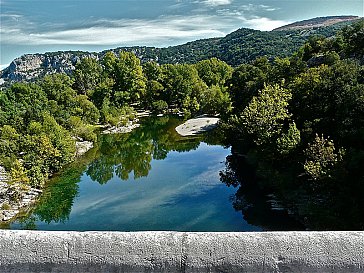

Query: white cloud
left=245, top=17, right=289, bottom=31
left=259, top=5, right=280, bottom=12
left=0, top=11, right=289, bottom=48
left=0, top=64, right=10, bottom=70
left=203, top=0, right=232, bottom=6
left=1, top=15, right=228, bottom=46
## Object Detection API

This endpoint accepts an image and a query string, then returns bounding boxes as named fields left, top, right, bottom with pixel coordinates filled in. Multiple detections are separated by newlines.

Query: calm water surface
left=8, top=116, right=303, bottom=231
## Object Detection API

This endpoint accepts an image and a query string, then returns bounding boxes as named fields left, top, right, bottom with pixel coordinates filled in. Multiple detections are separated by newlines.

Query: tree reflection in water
left=13, top=116, right=205, bottom=227
left=11, top=115, right=342, bottom=231
left=86, top=116, right=201, bottom=183
left=220, top=154, right=306, bottom=231
left=220, top=147, right=364, bottom=230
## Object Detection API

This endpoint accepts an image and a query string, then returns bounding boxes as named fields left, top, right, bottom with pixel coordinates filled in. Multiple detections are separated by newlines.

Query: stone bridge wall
left=0, top=230, right=363, bottom=272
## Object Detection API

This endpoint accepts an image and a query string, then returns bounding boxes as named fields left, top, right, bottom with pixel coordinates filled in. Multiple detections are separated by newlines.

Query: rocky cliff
left=0, top=47, right=161, bottom=84
left=1, top=52, right=98, bottom=82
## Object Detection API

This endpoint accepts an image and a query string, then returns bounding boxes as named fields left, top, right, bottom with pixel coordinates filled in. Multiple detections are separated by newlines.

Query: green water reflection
left=8, top=116, right=303, bottom=231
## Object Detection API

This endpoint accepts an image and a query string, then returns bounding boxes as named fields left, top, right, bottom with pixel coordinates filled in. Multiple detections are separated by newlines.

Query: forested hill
left=273, top=15, right=359, bottom=31
left=1, top=16, right=360, bottom=83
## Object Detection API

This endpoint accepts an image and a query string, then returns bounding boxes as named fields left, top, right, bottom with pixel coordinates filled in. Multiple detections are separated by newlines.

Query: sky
left=1, top=0, right=363, bottom=69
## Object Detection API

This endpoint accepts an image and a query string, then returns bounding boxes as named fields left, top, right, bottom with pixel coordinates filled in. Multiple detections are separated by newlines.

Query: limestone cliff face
left=1, top=52, right=98, bottom=82
left=0, top=48, right=157, bottom=84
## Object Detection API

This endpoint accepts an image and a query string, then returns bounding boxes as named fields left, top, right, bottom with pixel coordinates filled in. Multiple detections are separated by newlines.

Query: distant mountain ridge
left=273, top=15, right=359, bottom=31
left=1, top=16, right=361, bottom=83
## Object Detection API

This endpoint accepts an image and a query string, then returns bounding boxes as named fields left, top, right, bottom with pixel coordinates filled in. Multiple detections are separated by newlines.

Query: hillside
left=273, top=15, right=359, bottom=31
left=0, top=16, right=360, bottom=83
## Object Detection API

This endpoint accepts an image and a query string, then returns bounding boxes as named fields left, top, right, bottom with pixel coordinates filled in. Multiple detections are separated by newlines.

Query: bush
left=151, top=100, right=168, bottom=114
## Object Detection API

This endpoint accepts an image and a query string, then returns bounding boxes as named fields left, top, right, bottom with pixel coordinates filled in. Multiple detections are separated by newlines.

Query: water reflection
left=87, top=116, right=201, bottom=183
left=8, top=116, right=308, bottom=231
left=220, top=154, right=306, bottom=231
left=11, top=116, right=252, bottom=231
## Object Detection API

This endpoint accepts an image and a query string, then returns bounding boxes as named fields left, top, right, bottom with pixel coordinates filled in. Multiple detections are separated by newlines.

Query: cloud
left=1, top=15, right=227, bottom=47
left=245, top=17, right=289, bottom=31
left=259, top=5, right=280, bottom=12
left=202, top=0, right=232, bottom=6
left=0, top=64, right=9, bottom=70
left=0, top=9, right=289, bottom=48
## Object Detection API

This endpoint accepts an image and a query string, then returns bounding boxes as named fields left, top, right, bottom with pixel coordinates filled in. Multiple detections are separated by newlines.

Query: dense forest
left=0, top=19, right=363, bottom=227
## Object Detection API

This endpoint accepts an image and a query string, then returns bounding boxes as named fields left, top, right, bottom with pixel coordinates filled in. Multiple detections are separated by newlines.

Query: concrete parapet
left=0, top=230, right=363, bottom=272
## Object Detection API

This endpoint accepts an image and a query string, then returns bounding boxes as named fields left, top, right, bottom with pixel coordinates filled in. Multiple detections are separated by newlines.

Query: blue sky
left=1, top=0, right=363, bottom=69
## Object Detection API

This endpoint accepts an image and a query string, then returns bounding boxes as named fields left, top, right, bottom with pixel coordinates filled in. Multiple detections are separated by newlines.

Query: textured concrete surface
left=0, top=231, right=363, bottom=272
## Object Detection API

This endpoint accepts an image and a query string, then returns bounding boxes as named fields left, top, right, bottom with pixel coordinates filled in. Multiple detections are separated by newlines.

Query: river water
left=7, top=116, right=304, bottom=231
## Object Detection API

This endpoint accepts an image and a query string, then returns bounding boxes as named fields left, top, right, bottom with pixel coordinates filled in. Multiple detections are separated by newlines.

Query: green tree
left=73, top=57, right=102, bottom=96
left=195, top=58, right=233, bottom=87
left=200, top=85, right=232, bottom=115
left=40, top=74, right=78, bottom=125
left=0, top=83, right=48, bottom=129
left=161, top=64, right=207, bottom=111
left=41, top=74, right=76, bottom=105
left=276, top=122, right=301, bottom=155
left=74, top=95, right=100, bottom=124
left=340, top=19, right=364, bottom=58
left=304, top=134, right=344, bottom=181
left=10, top=160, right=30, bottom=185
left=102, top=51, right=147, bottom=106
left=240, top=84, right=292, bottom=146
left=227, top=64, right=266, bottom=112
left=143, top=61, right=164, bottom=107
left=0, top=125, right=20, bottom=168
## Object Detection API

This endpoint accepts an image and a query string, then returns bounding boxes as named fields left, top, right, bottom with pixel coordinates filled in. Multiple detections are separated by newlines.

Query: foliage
left=9, top=160, right=30, bottom=185
left=240, top=84, right=292, bottom=146
left=304, top=134, right=344, bottom=180
left=151, top=100, right=168, bottom=114
left=73, top=57, right=102, bottom=96
left=195, top=58, right=233, bottom=87
left=0, top=20, right=363, bottom=216
left=227, top=63, right=267, bottom=112
left=276, top=122, right=301, bottom=155
left=219, top=20, right=364, bottom=230
left=339, top=20, right=364, bottom=58
left=102, top=51, right=147, bottom=106
left=200, top=85, right=232, bottom=116
left=68, top=116, right=97, bottom=142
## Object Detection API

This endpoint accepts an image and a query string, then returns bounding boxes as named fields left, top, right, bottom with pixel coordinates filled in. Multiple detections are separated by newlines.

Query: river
left=6, top=116, right=304, bottom=231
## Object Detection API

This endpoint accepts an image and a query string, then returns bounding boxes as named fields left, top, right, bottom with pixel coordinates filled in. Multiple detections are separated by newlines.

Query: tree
left=161, top=64, right=207, bottom=112
left=41, top=74, right=76, bottom=105
left=276, top=122, right=301, bottom=155
left=290, top=60, right=364, bottom=143
left=227, top=64, right=266, bottom=112
left=74, top=95, right=100, bottom=124
left=240, top=84, right=292, bottom=146
left=0, top=125, right=20, bottom=168
left=195, top=58, right=233, bottom=87
left=143, top=61, right=164, bottom=107
left=73, top=57, right=102, bottom=96
left=200, top=85, right=232, bottom=115
left=304, top=134, right=344, bottom=181
left=102, top=51, right=147, bottom=106
left=40, top=74, right=78, bottom=125
left=1, top=83, right=48, bottom=129
left=340, top=19, right=364, bottom=58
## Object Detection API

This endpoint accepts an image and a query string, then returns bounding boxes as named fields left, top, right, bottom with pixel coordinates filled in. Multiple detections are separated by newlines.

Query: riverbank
left=0, top=118, right=144, bottom=223
left=0, top=138, right=96, bottom=222
left=0, top=175, right=42, bottom=222
left=175, top=116, right=220, bottom=136
left=102, top=121, right=140, bottom=134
